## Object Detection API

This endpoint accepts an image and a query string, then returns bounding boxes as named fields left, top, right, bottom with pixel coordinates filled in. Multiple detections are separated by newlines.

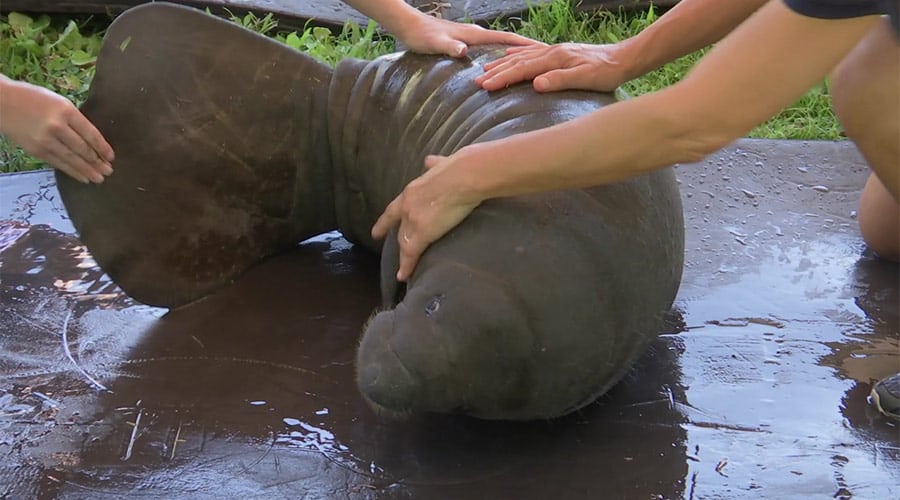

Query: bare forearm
left=342, top=0, right=421, bottom=34
left=618, top=0, right=769, bottom=80
left=459, top=92, right=705, bottom=201
left=0, top=74, right=20, bottom=135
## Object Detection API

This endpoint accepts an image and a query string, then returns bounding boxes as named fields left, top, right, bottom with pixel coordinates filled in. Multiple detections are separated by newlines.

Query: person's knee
left=859, top=174, right=900, bottom=262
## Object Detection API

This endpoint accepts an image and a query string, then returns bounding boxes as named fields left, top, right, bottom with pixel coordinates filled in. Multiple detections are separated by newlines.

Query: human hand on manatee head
left=0, top=75, right=114, bottom=184
left=476, top=42, right=632, bottom=93
left=372, top=152, right=483, bottom=281
left=344, top=0, right=540, bottom=58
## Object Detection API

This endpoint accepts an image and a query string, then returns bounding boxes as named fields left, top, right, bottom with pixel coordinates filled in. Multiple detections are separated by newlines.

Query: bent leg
left=859, top=174, right=900, bottom=260
left=830, top=19, right=899, bottom=261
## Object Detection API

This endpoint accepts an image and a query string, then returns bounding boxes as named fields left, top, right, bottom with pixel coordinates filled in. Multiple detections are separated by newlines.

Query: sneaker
left=871, top=372, right=900, bottom=421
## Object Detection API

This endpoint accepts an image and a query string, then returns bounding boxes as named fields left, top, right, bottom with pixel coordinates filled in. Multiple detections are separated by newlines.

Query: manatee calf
left=56, top=2, right=684, bottom=420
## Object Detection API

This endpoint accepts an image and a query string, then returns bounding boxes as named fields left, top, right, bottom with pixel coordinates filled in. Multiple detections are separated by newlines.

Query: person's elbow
left=654, top=114, right=735, bottom=168
left=658, top=85, right=751, bottom=165
left=675, top=124, right=736, bottom=164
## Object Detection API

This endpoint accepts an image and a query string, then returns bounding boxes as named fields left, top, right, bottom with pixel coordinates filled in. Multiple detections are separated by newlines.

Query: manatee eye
left=425, top=294, right=444, bottom=316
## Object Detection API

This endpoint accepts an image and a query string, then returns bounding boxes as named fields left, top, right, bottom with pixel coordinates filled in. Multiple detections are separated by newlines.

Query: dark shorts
left=784, top=0, right=899, bottom=38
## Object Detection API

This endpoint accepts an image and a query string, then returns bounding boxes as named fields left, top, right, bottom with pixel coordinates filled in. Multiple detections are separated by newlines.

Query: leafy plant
left=220, top=9, right=394, bottom=64
left=274, top=20, right=394, bottom=65
left=222, top=9, right=279, bottom=35
left=1, top=12, right=102, bottom=104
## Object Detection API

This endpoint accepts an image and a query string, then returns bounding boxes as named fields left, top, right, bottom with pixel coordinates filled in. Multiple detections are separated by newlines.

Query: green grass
left=0, top=0, right=840, bottom=174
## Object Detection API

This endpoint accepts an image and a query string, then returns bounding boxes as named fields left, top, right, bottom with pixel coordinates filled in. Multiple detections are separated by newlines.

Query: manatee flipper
left=56, top=2, right=336, bottom=308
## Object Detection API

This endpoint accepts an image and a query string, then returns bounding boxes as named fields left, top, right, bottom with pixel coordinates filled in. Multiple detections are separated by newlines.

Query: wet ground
left=1, top=138, right=898, bottom=499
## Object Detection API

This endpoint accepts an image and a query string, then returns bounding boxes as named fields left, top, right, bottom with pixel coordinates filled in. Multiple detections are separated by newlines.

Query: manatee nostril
left=424, top=294, right=444, bottom=317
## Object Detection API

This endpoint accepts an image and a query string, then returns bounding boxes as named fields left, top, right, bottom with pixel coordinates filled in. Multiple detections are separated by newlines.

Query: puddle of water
left=0, top=210, right=690, bottom=499
left=2, top=140, right=898, bottom=500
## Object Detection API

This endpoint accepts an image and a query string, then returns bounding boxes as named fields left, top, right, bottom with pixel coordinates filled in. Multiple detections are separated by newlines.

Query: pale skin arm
left=344, top=0, right=539, bottom=57
left=0, top=75, right=114, bottom=183
left=477, top=0, right=768, bottom=92
left=372, top=1, right=882, bottom=281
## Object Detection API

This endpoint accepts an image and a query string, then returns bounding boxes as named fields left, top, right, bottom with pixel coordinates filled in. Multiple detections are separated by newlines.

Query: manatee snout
left=355, top=264, right=538, bottom=420
left=356, top=308, right=423, bottom=418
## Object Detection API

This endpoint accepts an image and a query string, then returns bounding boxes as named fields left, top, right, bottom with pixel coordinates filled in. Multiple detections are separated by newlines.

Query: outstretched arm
left=0, top=75, right=114, bottom=183
left=477, top=0, right=768, bottom=92
left=373, top=1, right=882, bottom=280
left=345, top=0, right=539, bottom=57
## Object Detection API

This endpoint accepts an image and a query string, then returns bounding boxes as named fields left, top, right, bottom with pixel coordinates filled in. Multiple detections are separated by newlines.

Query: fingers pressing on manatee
left=393, top=15, right=541, bottom=58
left=371, top=154, right=481, bottom=282
left=476, top=43, right=631, bottom=93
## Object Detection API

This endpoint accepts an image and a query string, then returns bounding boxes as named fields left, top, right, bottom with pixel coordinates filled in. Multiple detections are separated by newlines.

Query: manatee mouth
left=360, top=396, right=415, bottom=421
left=356, top=309, right=423, bottom=415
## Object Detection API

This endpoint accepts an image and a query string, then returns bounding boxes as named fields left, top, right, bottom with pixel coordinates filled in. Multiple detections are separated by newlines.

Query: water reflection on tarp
left=1, top=220, right=688, bottom=499
left=2, top=139, right=898, bottom=499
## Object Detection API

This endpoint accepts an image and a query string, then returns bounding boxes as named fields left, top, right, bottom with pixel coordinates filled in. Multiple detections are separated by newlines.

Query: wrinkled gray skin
left=57, top=3, right=684, bottom=420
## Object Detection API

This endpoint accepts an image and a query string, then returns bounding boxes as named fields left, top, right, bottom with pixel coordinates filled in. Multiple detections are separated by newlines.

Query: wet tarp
left=0, top=1, right=677, bottom=30
left=1, top=138, right=898, bottom=498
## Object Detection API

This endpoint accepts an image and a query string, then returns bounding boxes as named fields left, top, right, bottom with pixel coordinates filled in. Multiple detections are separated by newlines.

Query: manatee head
left=355, top=261, right=539, bottom=420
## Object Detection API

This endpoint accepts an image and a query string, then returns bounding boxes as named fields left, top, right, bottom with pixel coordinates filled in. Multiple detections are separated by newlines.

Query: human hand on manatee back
left=345, top=0, right=540, bottom=58
left=372, top=152, right=482, bottom=281
left=476, top=42, right=631, bottom=92
left=392, top=14, right=541, bottom=58
left=0, top=75, right=114, bottom=183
